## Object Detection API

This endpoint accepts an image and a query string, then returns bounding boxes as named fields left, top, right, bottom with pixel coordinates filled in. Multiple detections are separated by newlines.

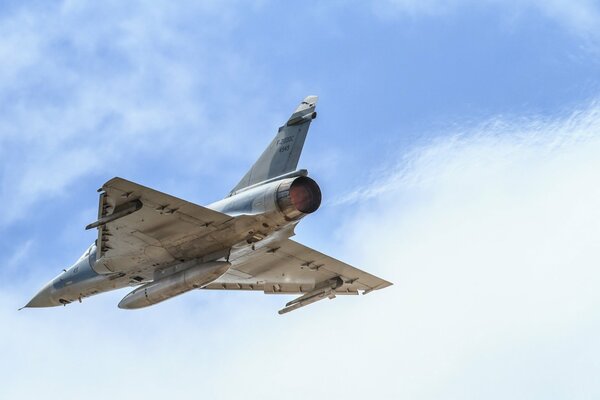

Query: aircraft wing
left=89, top=177, right=256, bottom=276
left=204, top=238, right=392, bottom=313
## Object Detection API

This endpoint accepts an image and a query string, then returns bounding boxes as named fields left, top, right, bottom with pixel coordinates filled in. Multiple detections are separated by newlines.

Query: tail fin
left=230, top=96, right=318, bottom=194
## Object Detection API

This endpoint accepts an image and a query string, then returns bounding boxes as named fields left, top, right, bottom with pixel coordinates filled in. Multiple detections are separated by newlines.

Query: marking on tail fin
left=230, top=96, right=318, bottom=194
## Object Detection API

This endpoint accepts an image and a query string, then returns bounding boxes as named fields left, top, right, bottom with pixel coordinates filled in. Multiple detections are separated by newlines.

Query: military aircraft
left=24, top=96, right=392, bottom=314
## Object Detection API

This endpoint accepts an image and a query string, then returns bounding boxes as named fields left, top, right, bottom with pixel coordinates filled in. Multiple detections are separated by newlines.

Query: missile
left=118, top=260, right=230, bottom=309
left=278, top=277, right=343, bottom=315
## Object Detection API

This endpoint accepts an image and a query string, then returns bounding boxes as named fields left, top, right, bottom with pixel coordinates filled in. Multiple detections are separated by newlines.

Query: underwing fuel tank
left=118, top=261, right=230, bottom=309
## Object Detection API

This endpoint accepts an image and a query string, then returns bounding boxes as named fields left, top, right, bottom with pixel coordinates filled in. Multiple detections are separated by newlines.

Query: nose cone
left=24, top=281, right=59, bottom=308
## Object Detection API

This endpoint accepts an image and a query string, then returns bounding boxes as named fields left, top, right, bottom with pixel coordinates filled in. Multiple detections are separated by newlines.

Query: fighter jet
left=24, top=96, right=392, bottom=314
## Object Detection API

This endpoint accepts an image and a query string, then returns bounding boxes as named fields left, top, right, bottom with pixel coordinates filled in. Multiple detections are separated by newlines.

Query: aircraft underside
left=24, top=96, right=392, bottom=314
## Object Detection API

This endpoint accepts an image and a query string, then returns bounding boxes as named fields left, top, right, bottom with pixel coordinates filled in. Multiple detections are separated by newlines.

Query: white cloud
left=4, top=240, right=34, bottom=271
left=2, top=102, right=600, bottom=398
left=0, top=1, right=270, bottom=226
left=526, top=0, right=600, bottom=37
left=374, top=0, right=600, bottom=39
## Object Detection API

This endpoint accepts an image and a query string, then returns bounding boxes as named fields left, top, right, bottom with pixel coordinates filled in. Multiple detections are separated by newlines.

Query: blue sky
left=1, top=1, right=600, bottom=399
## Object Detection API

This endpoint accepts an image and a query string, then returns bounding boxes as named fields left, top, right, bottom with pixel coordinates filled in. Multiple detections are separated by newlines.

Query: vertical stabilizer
left=230, top=96, right=318, bottom=194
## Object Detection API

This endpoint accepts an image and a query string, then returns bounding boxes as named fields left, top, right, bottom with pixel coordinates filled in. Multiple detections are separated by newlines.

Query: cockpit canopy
left=76, top=243, right=97, bottom=266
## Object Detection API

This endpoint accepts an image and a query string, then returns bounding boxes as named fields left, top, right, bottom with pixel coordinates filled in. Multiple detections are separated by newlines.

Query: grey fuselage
left=25, top=173, right=320, bottom=308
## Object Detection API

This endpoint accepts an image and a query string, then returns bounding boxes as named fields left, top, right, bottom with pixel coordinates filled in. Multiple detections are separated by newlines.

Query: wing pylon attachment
left=278, top=277, right=343, bottom=315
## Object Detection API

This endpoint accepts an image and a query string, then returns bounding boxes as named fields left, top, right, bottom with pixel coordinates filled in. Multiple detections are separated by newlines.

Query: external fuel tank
left=118, top=260, right=230, bottom=309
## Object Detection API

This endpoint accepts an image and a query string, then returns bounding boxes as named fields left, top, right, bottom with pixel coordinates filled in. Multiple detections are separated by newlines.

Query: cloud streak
left=337, top=103, right=600, bottom=205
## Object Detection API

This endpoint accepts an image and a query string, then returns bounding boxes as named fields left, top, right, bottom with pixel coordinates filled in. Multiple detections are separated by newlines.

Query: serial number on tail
left=276, top=136, right=294, bottom=145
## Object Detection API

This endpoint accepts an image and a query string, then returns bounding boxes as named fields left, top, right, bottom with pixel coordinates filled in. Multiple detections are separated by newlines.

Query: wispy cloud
left=373, top=0, right=600, bottom=40
left=0, top=1, right=269, bottom=226
left=3, top=240, right=34, bottom=271
left=336, top=102, right=600, bottom=205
